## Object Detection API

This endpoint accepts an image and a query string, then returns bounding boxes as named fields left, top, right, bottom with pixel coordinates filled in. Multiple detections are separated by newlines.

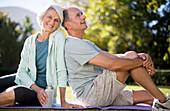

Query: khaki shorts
left=79, top=70, right=133, bottom=107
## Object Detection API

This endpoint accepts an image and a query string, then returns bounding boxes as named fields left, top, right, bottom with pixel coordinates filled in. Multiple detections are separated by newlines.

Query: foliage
left=0, top=11, right=22, bottom=70
left=61, top=0, right=89, bottom=11
left=20, top=16, right=34, bottom=45
left=57, top=0, right=170, bottom=68
left=84, top=0, right=170, bottom=69
left=0, top=11, right=34, bottom=73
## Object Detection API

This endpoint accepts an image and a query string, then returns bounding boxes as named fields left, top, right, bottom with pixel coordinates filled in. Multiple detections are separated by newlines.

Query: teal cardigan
left=15, top=30, right=67, bottom=103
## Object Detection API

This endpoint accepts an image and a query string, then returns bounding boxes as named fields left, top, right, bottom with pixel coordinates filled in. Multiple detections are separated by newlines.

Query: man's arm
left=88, top=50, right=143, bottom=71
left=99, top=50, right=124, bottom=58
left=99, top=50, right=139, bottom=59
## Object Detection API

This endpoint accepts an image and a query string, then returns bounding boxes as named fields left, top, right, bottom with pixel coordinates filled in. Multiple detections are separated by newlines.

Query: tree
left=85, top=0, right=170, bottom=69
left=61, top=0, right=89, bottom=11
left=0, top=11, right=22, bottom=70
left=55, top=0, right=170, bottom=68
left=148, top=2, right=170, bottom=68
left=20, top=16, right=34, bottom=45
left=0, top=11, right=34, bottom=74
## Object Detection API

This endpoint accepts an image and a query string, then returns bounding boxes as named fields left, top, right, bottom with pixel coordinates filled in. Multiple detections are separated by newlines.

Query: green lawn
left=58, top=85, right=170, bottom=99
left=0, top=85, right=169, bottom=111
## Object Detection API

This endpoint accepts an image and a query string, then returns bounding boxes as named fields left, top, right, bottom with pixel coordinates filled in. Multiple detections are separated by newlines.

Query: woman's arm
left=30, top=84, right=48, bottom=106
left=15, top=37, right=35, bottom=87
left=59, top=87, right=83, bottom=108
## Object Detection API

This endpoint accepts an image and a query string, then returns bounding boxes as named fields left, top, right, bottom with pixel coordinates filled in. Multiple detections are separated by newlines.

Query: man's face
left=67, top=7, right=87, bottom=31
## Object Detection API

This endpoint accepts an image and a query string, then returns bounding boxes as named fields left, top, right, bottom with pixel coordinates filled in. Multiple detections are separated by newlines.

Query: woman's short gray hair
left=36, top=4, right=63, bottom=29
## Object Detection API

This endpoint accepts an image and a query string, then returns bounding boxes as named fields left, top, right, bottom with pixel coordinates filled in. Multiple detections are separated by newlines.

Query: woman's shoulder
left=53, top=30, right=66, bottom=41
left=25, top=33, right=38, bottom=42
left=23, top=33, right=37, bottom=46
left=53, top=30, right=65, bottom=37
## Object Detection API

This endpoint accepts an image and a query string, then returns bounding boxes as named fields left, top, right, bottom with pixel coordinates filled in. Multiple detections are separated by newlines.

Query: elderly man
left=62, top=6, right=170, bottom=110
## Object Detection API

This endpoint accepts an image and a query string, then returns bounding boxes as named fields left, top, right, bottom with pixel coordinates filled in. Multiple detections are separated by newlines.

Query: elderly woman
left=0, top=4, right=81, bottom=108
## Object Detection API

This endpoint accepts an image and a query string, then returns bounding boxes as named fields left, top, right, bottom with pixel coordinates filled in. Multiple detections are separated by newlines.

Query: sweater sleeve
left=15, top=37, right=35, bottom=88
left=55, top=31, right=67, bottom=87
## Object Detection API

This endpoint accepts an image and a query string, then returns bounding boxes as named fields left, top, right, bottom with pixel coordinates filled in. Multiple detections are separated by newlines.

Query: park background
left=0, top=0, right=169, bottom=87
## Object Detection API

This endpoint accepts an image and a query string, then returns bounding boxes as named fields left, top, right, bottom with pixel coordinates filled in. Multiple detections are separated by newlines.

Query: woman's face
left=41, top=9, right=60, bottom=33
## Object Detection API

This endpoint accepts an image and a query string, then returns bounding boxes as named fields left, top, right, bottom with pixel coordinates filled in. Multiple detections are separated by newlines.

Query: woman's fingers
left=37, top=89, right=48, bottom=106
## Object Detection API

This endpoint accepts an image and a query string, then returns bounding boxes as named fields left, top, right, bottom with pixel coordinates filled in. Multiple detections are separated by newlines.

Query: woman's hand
left=31, top=84, right=48, bottom=106
left=36, top=88, right=48, bottom=106
left=59, top=87, right=84, bottom=108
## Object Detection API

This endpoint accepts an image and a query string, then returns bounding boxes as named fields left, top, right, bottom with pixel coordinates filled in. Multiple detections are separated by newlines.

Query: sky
left=0, top=0, right=61, bottom=14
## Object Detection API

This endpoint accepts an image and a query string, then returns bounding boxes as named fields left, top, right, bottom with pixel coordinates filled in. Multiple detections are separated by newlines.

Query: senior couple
left=0, top=3, right=169, bottom=110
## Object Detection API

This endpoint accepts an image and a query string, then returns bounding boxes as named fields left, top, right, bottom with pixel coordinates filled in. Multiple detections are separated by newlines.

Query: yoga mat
left=0, top=99, right=152, bottom=110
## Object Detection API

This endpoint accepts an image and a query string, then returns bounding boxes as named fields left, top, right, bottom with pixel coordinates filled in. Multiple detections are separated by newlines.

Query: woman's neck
left=37, top=31, right=51, bottom=42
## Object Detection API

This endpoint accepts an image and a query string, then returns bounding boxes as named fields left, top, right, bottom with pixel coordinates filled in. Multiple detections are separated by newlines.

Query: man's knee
left=116, top=71, right=129, bottom=84
left=124, top=51, right=138, bottom=59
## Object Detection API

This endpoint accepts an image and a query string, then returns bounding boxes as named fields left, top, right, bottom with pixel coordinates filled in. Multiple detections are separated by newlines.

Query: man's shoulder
left=66, top=36, right=86, bottom=45
left=65, top=37, right=94, bottom=52
left=66, top=36, right=93, bottom=44
left=66, top=36, right=81, bottom=41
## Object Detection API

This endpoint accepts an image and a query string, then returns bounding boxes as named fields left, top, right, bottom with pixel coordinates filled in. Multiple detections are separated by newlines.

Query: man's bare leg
left=115, top=70, right=155, bottom=105
left=0, top=88, right=15, bottom=106
left=130, top=67, right=166, bottom=103
left=123, top=51, right=166, bottom=103
left=133, top=90, right=153, bottom=105
left=115, top=51, right=164, bottom=105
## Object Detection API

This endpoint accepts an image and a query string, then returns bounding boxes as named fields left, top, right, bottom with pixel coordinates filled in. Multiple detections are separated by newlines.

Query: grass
left=125, top=85, right=170, bottom=95
left=57, top=85, right=170, bottom=99
left=0, top=85, right=170, bottom=111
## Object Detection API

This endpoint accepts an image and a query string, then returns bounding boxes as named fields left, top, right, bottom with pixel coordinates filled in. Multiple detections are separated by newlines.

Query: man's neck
left=67, top=30, right=84, bottom=39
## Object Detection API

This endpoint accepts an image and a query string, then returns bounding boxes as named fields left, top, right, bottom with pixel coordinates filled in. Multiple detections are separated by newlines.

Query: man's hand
left=61, top=101, right=84, bottom=108
left=147, top=63, right=156, bottom=76
left=138, top=53, right=155, bottom=76
left=138, top=53, right=153, bottom=67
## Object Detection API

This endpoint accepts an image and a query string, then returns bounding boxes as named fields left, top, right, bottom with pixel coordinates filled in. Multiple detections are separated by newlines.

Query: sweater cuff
left=26, top=81, right=35, bottom=88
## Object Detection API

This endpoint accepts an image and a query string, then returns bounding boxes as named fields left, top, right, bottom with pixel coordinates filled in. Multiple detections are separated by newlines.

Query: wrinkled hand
left=139, top=53, right=153, bottom=67
left=61, top=101, right=84, bottom=108
left=36, top=88, right=48, bottom=106
left=139, top=53, right=155, bottom=76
